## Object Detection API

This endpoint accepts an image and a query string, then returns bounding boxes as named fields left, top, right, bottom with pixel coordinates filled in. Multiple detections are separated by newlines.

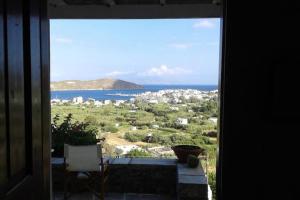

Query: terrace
left=52, top=157, right=211, bottom=200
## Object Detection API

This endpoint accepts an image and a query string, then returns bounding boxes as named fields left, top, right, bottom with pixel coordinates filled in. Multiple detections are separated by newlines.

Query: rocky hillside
left=50, top=78, right=143, bottom=90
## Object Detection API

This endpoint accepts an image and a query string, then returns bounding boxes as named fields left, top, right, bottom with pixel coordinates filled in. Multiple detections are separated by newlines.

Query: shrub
left=103, top=125, right=118, bottom=133
left=170, top=134, right=192, bottom=145
left=126, top=149, right=152, bottom=157
left=52, top=114, right=98, bottom=157
left=158, top=127, right=177, bottom=133
left=148, top=133, right=172, bottom=145
left=84, top=115, right=98, bottom=126
left=203, top=131, right=218, bottom=138
left=124, top=132, right=146, bottom=142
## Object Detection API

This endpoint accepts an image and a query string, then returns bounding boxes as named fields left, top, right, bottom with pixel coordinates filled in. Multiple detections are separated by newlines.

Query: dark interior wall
left=218, top=1, right=299, bottom=200
left=0, top=0, right=50, bottom=199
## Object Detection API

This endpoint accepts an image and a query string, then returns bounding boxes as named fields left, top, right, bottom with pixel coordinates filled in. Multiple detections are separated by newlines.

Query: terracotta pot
left=171, top=145, right=204, bottom=163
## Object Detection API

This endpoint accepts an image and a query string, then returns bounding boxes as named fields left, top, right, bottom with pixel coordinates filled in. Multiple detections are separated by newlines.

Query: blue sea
left=51, top=85, right=218, bottom=101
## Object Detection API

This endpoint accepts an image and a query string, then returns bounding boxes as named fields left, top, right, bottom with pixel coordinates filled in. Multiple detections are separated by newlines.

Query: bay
left=51, top=85, right=218, bottom=101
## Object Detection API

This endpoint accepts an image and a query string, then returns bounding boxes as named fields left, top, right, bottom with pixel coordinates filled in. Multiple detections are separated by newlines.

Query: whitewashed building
left=72, top=96, right=83, bottom=104
left=104, top=100, right=111, bottom=105
left=115, top=145, right=141, bottom=155
left=209, top=117, right=218, bottom=124
left=176, top=118, right=188, bottom=125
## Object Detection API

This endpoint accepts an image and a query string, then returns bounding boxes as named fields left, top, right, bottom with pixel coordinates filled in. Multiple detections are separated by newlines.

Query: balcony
left=52, top=157, right=210, bottom=200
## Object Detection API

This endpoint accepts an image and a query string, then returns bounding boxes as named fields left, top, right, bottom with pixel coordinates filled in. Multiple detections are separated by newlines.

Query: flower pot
left=171, top=145, right=204, bottom=163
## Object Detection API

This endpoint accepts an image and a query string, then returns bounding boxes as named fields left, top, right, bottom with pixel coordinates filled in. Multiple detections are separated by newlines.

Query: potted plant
left=171, top=144, right=204, bottom=163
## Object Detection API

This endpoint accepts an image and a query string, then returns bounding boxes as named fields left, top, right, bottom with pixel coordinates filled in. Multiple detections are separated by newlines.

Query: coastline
left=51, top=88, right=144, bottom=91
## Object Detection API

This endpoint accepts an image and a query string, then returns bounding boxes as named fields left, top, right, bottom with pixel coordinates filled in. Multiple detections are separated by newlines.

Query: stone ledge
left=176, top=163, right=208, bottom=200
left=178, top=175, right=208, bottom=185
left=51, top=157, right=209, bottom=199
left=177, top=163, right=205, bottom=176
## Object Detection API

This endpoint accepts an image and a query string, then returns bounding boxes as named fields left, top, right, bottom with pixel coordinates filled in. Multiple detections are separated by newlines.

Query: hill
left=50, top=78, right=143, bottom=91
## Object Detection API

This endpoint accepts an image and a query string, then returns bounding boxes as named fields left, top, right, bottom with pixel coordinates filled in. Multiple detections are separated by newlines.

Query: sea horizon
left=51, top=84, right=218, bottom=101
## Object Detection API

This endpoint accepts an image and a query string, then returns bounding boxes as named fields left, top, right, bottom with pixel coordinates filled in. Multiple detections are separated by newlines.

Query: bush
left=52, top=114, right=98, bottom=157
left=124, top=132, right=146, bottom=142
left=203, top=131, right=218, bottom=138
left=84, top=115, right=98, bottom=125
left=103, top=125, right=118, bottom=133
left=148, top=133, right=172, bottom=145
left=158, top=127, right=177, bottom=133
left=126, top=149, right=152, bottom=157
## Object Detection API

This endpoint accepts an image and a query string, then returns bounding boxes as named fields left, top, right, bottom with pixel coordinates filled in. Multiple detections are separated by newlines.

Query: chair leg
left=64, top=173, right=72, bottom=200
left=63, top=177, right=68, bottom=200
left=100, top=181, right=104, bottom=200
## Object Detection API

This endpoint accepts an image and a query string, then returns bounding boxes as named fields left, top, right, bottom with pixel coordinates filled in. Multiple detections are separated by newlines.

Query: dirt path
left=105, top=133, right=148, bottom=147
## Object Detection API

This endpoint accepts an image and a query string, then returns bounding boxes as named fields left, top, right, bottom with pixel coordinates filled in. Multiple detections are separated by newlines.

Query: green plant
left=84, top=115, right=98, bottom=126
left=208, top=172, right=216, bottom=200
left=187, top=154, right=199, bottom=168
left=126, top=149, right=152, bottom=157
left=103, top=125, right=118, bottom=133
left=51, top=114, right=98, bottom=157
left=124, top=132, right=146, bottom=142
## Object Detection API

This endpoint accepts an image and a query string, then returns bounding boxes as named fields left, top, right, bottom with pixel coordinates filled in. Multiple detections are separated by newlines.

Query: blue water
left=51, top=85, right=218, bottom=101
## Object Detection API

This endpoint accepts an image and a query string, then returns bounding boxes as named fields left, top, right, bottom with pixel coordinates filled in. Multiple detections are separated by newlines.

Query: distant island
left=50, top=78, right=144, bottom=91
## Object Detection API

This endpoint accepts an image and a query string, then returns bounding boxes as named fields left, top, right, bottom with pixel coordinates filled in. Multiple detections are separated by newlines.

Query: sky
left=50, top=19, right=220, bottom=85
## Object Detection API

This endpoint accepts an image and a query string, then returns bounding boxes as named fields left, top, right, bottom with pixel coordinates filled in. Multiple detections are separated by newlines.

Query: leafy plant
left=126, top=149, right=152, bottom=157
left=51, top=114, right=98, bottom=157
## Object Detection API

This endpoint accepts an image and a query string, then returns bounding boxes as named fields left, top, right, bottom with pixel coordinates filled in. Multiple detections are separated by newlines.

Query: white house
left=131, top=126, right=137, bottom=131
left=51, top=99, right=61, bottom=104
left=115, top=145, right=141, bottom=155
left=114, top=100, right=125, bottom=106
left=149, top=99, right=158, bottom=104
left=170, top=106, right=179, bottom=111
left=176, top=118, right=188, bottom=125
left=72, top=96, right=83, bottom=104
left=152, top=124, right=159, bottom=129
left=104, top=100, right=111, bottom=105
left=94, top=101, right=103, bottom=107
left=209, top=117, right=218, bottom=124
left=61, top=99, right=70, bottom=104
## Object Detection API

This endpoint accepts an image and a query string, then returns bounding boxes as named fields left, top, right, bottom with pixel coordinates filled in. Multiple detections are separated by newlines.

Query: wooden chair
left=63, top=139, right=109, bottom=200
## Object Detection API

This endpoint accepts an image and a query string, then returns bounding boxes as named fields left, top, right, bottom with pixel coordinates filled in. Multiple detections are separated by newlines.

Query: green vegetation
left=51, top=98, right=218, bottom=176
left=51, top=114, right=98, bottom=157
left=126, top=149, right=152, bottom=157
left=208, top=172, right=217, bottom=200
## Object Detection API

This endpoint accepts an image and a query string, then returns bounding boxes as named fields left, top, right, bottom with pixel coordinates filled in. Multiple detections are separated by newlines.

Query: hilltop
left=50, top=78, right=143, bottom=91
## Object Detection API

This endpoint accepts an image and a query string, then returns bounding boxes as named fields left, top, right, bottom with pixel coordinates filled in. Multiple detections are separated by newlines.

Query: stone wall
left=107, top=158, right=177, bottom=195
left=52, top=157, right=209, bottom=199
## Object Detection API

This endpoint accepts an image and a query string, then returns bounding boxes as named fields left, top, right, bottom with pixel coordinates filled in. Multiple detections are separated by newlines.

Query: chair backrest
left=64, top=143, right=102, bottom=172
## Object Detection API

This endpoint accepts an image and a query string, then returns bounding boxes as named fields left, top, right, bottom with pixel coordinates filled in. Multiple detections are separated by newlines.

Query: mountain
left=50, top=78, right=144, bottom=91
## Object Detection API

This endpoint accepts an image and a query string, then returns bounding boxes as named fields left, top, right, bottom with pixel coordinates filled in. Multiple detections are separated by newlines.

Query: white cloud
left=141, top=65, right=191, bottom=76
left=105, top=71, right=131, bottom=77
left=193, top=20, right=215, bottom=29
left=53, top=37, right=73, bottom=44
left=170, top=43, right=192, bottom=49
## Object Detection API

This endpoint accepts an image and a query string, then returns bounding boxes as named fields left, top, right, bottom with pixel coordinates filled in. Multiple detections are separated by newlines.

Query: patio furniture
left=63, top=139, right=109, bottom=200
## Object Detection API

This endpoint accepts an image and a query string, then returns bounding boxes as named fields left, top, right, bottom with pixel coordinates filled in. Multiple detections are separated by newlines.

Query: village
left=51, top=89, right=218, bottom=159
